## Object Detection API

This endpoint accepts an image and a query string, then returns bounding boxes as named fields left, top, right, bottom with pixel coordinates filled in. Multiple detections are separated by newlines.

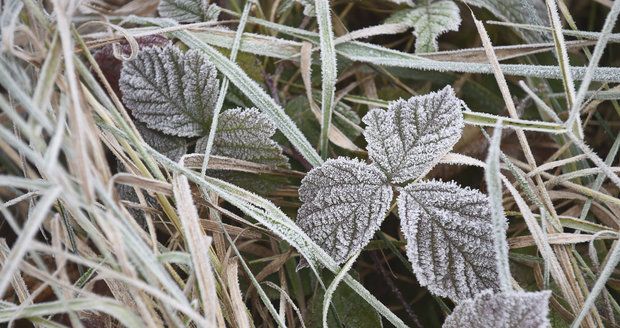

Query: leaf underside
left=196, top=107, right=289, bottom=168
left=296, top=158, right=393, bottom=264
left=120, top=44, right=220, bottom=137
left=158, top=0, right=220, bottom=23
left=398, top=180, right=499, bottom=301
left=387, top=0, right=461, bottom=53
left=443, top=290, right=551, bottom=328
left=362, top=85, right=464, bottom=184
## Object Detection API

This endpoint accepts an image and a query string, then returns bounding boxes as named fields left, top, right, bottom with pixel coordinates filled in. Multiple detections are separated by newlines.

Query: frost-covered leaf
left=296, top=158, right=393, bottom=264
left=158, top=0, right=220, bottom=23
left=120, top=44, right=220, bottom=137
left=443, top=290, right=551, bottom=327
left=93, top=35, right=170, bottom=96
left=398, top=180, right=499, bottom=301
left=135, top=122, right=187, bottom=162
left=196, top=107, right=289, bottom=168
left=386, top=0, right=461, bottom=53
left=362, top=86, right=464, bottom=184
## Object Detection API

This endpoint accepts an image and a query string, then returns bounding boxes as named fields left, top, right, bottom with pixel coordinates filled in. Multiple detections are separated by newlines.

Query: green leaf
left=386, top=0, right=461, bottom=53
left=158, top=0, right=220, bottom=23
left=308, top=279, right=383, bottom=328
left=398, top=180, right=499, bottom=302
left=196, top=107, right=289, bottom=168
left=297, top=157, right=393, bottom=264
left=120, top=44, right=220, bottom=137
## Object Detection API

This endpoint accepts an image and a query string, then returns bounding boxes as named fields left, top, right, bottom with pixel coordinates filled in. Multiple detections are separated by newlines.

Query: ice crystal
left=296, top=158, right=393, bottom=264
left=119, top=44, right=220, bottom=137
left=362, top=86, right=464, bottom=184
left=386, top=0, right=461, bottom=53
left=196, top=107, right=289, bottom=168
left=158, top=0, right=220, bottom=23
left=397, top=180, right=499, bottom=301
left=443, top=290, right=551, bottom=327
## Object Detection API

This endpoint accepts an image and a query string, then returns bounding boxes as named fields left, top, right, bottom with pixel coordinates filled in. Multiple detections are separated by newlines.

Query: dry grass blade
left=172, top=174, right=218, bottom=325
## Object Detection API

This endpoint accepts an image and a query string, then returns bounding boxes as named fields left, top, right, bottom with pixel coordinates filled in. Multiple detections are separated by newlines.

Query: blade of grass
left=200, top=0, right=254, bottom=176
left=485, top=122, right=512, bottom=292
left=314, top=0, right=338, bottom=159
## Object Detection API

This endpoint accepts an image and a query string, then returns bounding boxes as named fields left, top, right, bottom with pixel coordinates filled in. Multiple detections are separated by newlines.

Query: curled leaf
left=386, top=0, right=461, bottom=53
left=443, top=290, right=551, bottom=327
left=120, top=44, right=220, bottom=137
left=297, top=158, right=393, bottom=264
left=363, top=85, right=464, bottom=184
left=398, top=180, right=499, bottom=301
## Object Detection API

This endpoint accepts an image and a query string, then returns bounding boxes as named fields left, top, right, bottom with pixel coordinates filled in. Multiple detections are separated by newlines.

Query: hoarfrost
left=158, top=0, right=220, bottom=23
left=443, top=289, right=551, bottom=327
left=296, top=158, right=393, bottom=264
left=196, top=107, right=289, bottom=168
left=386, top=0, right=461, bottom=53
left=398, top=180, right=499, bottom=301
left=120, top=44, right=220, bottom=137
left=362, top=85, right=463, bottom=184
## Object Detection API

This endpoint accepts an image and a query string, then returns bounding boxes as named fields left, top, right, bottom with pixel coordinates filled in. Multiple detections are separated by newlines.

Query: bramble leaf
left=443, top=290, right=551, bottom=327
left=135, top=122, right=187, bottom=162
left=296, top=158, right=393, bottom=264
left=362, top=86, right=464, bottom=184
left=196, top=107, right=289, bottom=168
left=120, top=44, right=220, bottom=137
left=158, top=0, right=220, bottom=23
left=398, top=180, right=499, bottom=301
left=386, top=0, right=461, bottom=53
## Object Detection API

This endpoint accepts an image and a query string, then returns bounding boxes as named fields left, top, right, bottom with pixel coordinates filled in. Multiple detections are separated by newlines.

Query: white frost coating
left=158, top=0, right=220, bottom=23
left=398, top=180, right=499, bottom=301
left=386, top=0, right=461, bottom=53
left=443, top=290, right=551, bottom=327
left=135, top=122, right=187, bottom=162
left=196, top=107, right=289, bottom=168
left=120, top=44, right=220, bottom=137
left=363, top=85, right=464, bottom=184
left=296, top=158, right=393, bottom=264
